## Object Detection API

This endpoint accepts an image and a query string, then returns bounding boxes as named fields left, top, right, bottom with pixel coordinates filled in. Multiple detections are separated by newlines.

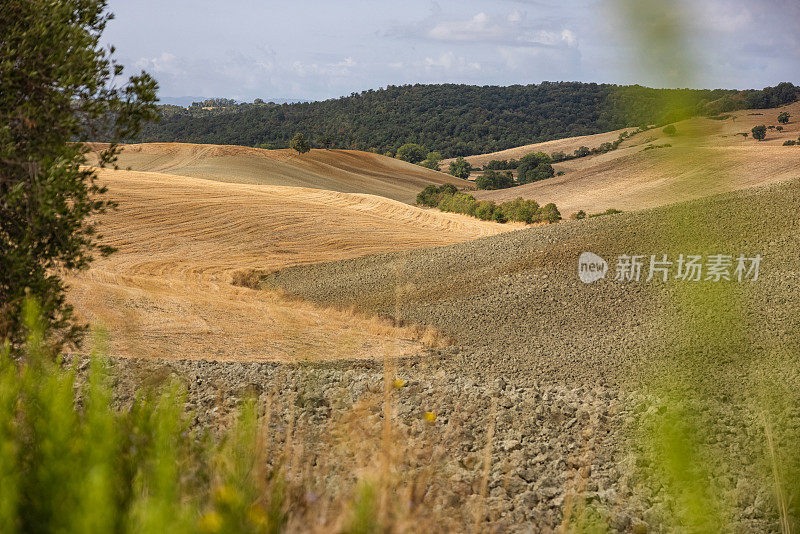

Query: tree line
left=119, top=82, right=798, bottom=158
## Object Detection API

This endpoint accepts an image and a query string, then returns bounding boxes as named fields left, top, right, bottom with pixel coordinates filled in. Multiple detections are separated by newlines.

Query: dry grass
left=473, top=102, right=800, bottom=216
left=85, top=143, right=465, bottom=204
left=67, top=168, right=512, bottom=363
left=441, top=127, right=634, bottom=170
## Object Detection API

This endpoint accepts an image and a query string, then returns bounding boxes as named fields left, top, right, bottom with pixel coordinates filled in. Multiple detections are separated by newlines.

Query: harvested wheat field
left=440, top=127, right=635, bottom=170
left=472, top=102, right=800, bottom=216
left=67, top=167, right=514, bottom=363
left=85, top=143, right=466, bottom=203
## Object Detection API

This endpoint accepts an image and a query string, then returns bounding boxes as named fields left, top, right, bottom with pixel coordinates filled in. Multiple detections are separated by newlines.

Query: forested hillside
left=127, top=82, right=797, bottom=158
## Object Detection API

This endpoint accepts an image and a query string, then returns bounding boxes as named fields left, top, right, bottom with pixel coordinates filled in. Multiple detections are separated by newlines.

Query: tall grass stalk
left=0, top=300, right=284, bottom=534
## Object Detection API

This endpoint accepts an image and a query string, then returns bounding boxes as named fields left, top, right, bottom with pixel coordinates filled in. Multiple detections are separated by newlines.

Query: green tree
left=517, top=152, right=554, bottom=185
left=475, top=171, right=515, bottom=190
left=539, top=203, right=562, bottom=223
left=778, top=112, right=791, bottom=124
left=662, top=124, right=677, bottom=136
left=751, top=125, right=767, bottom=141
left=419, top=151, right=443, bottom=170
left=448, top=157, right=472, bottom=179
left=396, top=143, right=427, bottom=163
left=290, top=133, right=311, bottom=154
left=574, top=146, right=591, bottom=158
left=572, top=210, right=587, bottom=220
left=316, top=134, right=334, bottom=149
left=0, top=0, right=158, bottom=351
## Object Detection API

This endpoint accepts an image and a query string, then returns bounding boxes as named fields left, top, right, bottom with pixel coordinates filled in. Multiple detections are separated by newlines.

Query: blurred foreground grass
left=0, top=301, right=286, bottom=534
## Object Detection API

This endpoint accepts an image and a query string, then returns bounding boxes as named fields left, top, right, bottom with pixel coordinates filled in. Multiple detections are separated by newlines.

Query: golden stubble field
left=86, top=142, right=466, bottom=203
left=68, top=167, right=516, bottom=363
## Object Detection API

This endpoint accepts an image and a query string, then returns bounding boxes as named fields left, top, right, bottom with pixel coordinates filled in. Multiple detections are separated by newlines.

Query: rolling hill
left=67, top=167, right=514, bottom=363
left=470, top=102, right=800, bottom=216
left=261, top=176, right=800, bottom=391
left=86, top=143, right=464, bottom=204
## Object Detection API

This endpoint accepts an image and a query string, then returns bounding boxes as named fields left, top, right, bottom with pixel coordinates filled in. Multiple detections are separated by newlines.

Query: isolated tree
left=449, top=157, right=472, bottom=179
left=751, top=125, right=767, bottom=141
left=396, top=143, right=427, bottom=164
left=662, top=124, right=677, bottom=136
left=778, top=112, right=791, bottom=124
left=0, top=0, right=158, bottom=351
left=517, top=152, right=554, bottom=185
left=290, top=133, right=311, bottom=154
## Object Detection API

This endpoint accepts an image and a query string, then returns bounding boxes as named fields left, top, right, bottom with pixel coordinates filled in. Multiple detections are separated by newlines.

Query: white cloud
left=561, top=29, right=577, bottom=46
left=134, top=52, right=185, bottom=75
left=428, top=12, right=506, bottom=42
left=290, top=57, right=357, bottom=77
left=423, top=52, right=481, bottom=71
left=426, top=11, right=577, bottom=49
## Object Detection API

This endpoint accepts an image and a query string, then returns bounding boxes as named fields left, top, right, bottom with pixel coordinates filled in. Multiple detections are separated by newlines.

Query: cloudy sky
left=103, top=0, right=800, bottom=103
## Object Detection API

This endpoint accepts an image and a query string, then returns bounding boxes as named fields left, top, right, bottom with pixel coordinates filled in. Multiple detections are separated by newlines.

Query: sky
left=103, top=0, right=800, bottom=103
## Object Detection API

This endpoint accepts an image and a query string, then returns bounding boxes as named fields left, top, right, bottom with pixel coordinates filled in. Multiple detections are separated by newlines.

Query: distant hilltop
left=113, top=82, right=798, bottom=159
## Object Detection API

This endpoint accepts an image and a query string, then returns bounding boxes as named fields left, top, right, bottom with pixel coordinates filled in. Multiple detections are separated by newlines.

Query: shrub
left=448, top=157, right=472, bottom=179
left=473, top=201, right=498, bottom=221
left=419, top=151, right=443, bottom=170
left=574, top=146, right=591, bottom=158
left=539, top=203, right=562, bottom=223
left=475, top=170, right=515, bottom=190
left=571, top=210, right=587, bottom=220
left=588, top=208, right=623, bottom=218
left=550, top=152, right=567, bottom=163
left=643, top=143, right=672, bottom=151
left=783, top=140, right=797, bottom=146
left=498, top=198, right=540, bottom=224
left=776, top=126, right=784, bottom=131
left=396, top=143, right=427, bottom=163
left=517, top=152, right=554, bottom=185
left=415, top=187, right=561, bottom=225
left=778, top=112, right=791, bottom=124
left=437, top=192, right=478, bottom=216
left=416, top=184, right=458, bottom=207
left=662, top=124, right=677, bottom=136
left=752, top=125, right=767, bottom=141
left=439, top=183, right=458, bottom=195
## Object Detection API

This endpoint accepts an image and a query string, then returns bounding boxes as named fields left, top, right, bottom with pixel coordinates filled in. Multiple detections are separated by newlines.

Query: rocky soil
left=77, top=354, right=788, bottom=533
